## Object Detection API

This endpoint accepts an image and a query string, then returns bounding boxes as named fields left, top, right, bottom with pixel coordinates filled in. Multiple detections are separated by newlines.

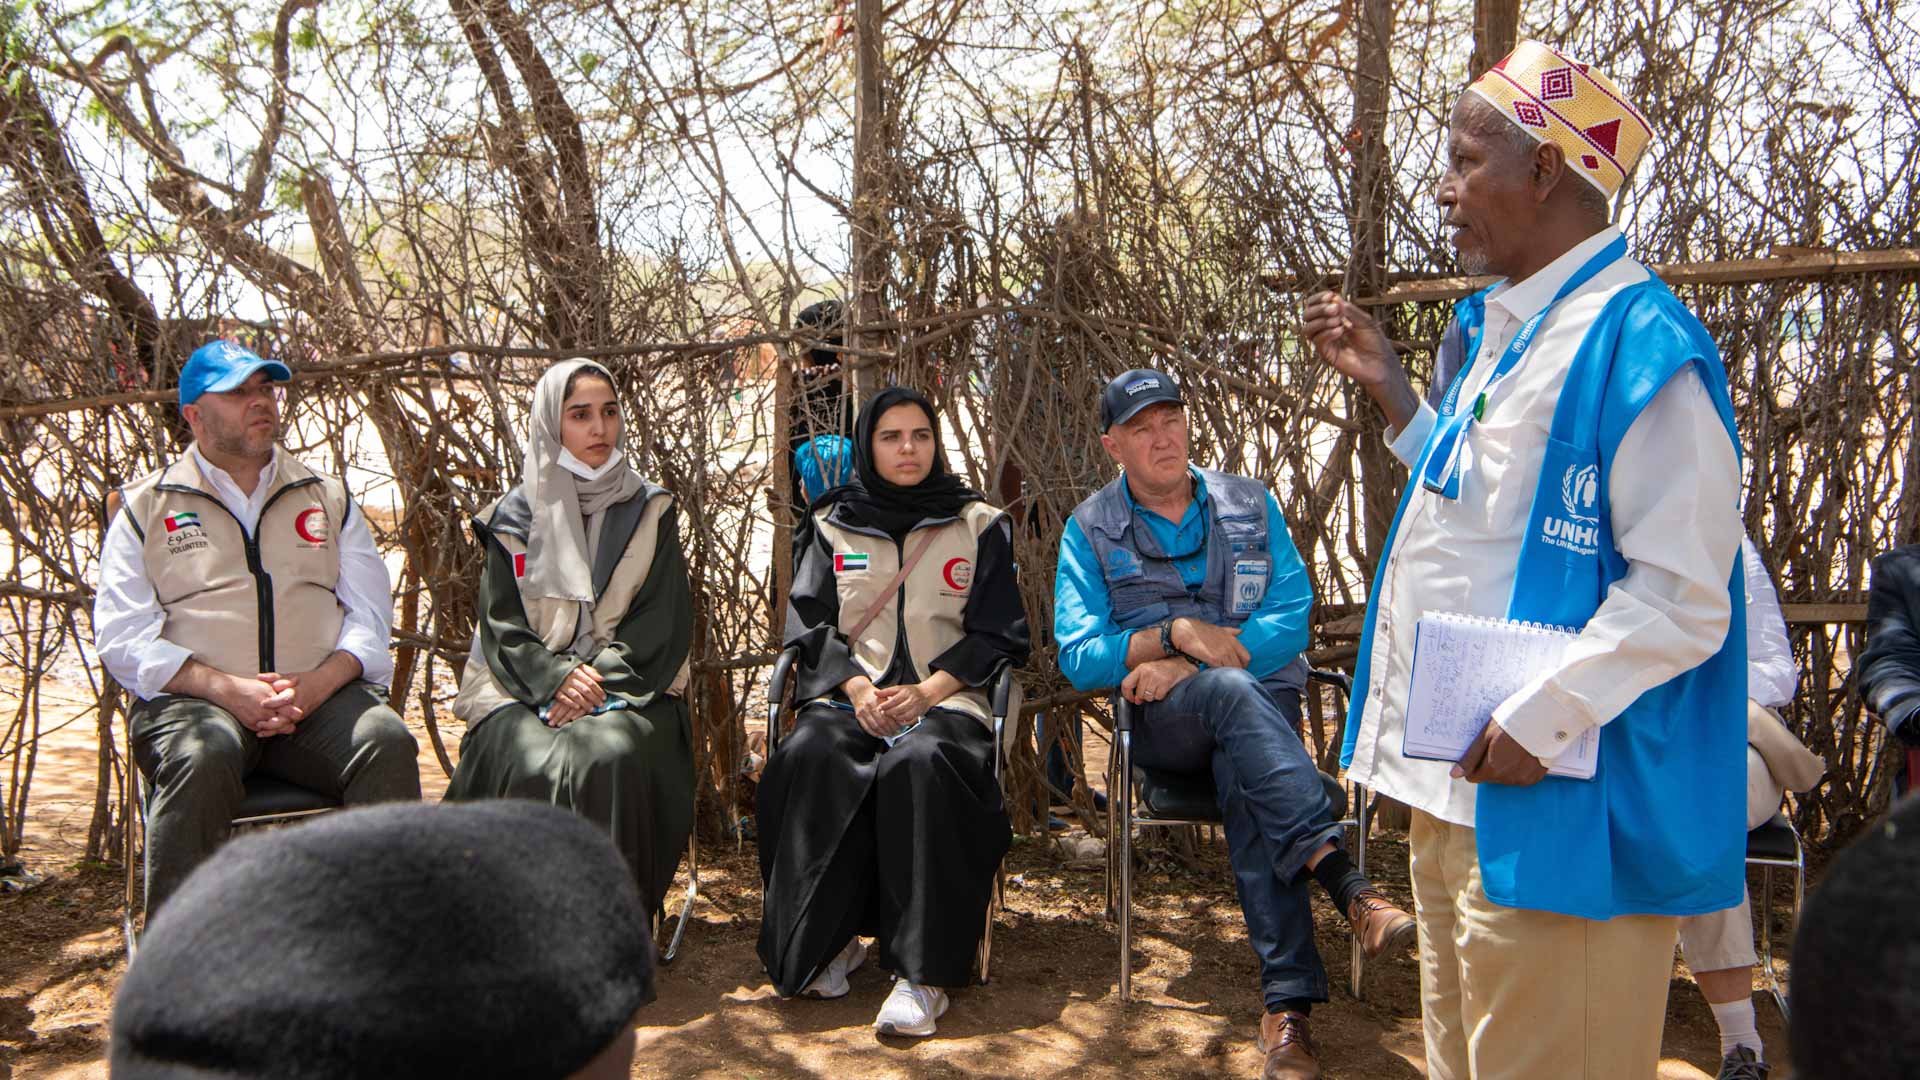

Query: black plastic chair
left=766, top=645, right=1018, bottom=983
left=1746, top=811, right=1804, bottom=1021
left=122, top=749, right=702, bottom=965
left=123, top=768, right=339, bottom=956
left=1103, top=668, right=1372, bottom=1002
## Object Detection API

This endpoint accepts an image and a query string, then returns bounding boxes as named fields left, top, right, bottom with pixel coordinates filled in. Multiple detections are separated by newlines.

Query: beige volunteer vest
left=815, top=500, right=1006, bottom=723
left=119, top=448, right=350, bottom=677
left=453, top=488, right=691, bottom=725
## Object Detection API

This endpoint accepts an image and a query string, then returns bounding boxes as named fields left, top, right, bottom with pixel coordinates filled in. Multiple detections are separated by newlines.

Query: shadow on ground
left=0, top=818, right=1792, bottom=1079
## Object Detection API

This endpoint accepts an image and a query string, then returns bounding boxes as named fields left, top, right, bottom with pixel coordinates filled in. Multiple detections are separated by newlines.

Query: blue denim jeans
left=1036, top=711, right=1082, bottom=798
left=1134, top=666, right=1342, bottom=1008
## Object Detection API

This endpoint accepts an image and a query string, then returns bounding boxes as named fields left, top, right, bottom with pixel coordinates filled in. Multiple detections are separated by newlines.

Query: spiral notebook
left=1402, top=612, right=1598, bottom=781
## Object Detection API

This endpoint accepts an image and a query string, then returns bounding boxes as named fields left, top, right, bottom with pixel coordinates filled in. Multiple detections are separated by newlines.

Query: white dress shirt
left=93, top=446, right=395, bottom=699
left=1742, top=536, right=1798, bottom=708
left=1347, top=227, right=1743, bottom=827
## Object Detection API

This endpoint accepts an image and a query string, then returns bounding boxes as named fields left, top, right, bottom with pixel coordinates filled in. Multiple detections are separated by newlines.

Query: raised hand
left=1302, top=290, right=1421, bottom=429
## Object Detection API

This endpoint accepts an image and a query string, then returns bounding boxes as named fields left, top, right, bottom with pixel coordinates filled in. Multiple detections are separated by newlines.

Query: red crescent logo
left=294, top=508, right=330, bottom=544
left=942, top=557, right=973, bottom=591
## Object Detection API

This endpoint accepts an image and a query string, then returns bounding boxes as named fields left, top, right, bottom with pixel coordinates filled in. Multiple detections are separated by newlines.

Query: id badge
left=1230, top=559, right=1268, bottom=613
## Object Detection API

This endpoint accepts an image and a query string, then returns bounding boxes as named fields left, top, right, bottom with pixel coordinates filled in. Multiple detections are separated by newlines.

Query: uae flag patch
left=834, top=552, right=869, bottom=573
left=513, top=552, right=527, bottom=578
left=163, top=511, right=201, bottom=532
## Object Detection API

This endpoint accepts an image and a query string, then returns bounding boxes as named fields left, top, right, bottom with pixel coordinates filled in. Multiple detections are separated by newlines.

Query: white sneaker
left=873, top=978, right=949, bottom=1037
left=799, top=937, right=867, bottom=999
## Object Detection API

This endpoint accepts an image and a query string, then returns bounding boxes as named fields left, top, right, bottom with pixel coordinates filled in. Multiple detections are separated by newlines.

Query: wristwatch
left=1159, top=619, right=1178, bottom=659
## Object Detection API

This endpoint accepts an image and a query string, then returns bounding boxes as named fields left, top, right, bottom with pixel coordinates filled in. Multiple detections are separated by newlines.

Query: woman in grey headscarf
left=446, top=359, right=695, bottom=918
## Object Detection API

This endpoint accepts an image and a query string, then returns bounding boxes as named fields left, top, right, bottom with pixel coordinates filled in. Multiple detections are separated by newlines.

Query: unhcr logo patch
left=205, top=341, right=252, bottom=365
left=1541, top=463, right=1601, bottom=555
left=1561, top=465, right=1600, bottom=522
left=1104, top=546, right=1143, bottom=580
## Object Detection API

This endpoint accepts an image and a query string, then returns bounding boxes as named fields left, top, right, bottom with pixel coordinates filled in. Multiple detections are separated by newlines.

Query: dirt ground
left=2, top=674, right=1791, bottom=1079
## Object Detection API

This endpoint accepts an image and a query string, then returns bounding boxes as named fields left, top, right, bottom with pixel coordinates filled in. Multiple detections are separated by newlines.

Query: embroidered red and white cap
left=1466, top=40, right=1653, bottom=199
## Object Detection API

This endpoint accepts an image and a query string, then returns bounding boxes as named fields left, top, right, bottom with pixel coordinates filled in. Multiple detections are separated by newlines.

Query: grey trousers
left=130, top=680, right=422, bottom=911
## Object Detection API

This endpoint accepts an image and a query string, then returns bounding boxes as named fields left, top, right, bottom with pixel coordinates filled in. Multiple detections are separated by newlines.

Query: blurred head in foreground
left=1789, top=794, right=1920, bottom=1079
left=112, top=800, right=655, bottom=1079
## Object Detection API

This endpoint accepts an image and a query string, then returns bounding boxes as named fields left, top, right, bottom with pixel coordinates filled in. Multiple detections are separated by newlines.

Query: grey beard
left=1459, top=249, right=1490, bottom=275
left=209, top=422, right=278, bottom=458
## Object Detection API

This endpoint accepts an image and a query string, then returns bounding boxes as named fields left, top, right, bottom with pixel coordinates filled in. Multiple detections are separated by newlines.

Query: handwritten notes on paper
left=1401, top=612, right=1598, bottom=781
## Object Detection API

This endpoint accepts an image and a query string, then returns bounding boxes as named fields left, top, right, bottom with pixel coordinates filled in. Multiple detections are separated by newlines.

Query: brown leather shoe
left=1345, top=886, right=1417, bottom=961
left=1258, top=1010, right=1320, bottom=1080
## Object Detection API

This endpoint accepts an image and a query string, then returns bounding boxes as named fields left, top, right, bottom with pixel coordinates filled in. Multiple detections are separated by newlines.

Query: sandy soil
left=1, top=673, right=1790, bottom=1079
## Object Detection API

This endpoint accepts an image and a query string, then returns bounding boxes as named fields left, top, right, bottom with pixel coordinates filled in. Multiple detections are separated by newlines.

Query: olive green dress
left=445, top=491, right=695, bottom=916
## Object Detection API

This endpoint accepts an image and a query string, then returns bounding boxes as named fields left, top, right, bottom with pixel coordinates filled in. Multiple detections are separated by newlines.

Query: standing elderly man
left=1307, top=42, right=1748, bottom=1079
left=94, top=341, right=421, bottom=912
left=1055, top=369, right=1414, bottom=1080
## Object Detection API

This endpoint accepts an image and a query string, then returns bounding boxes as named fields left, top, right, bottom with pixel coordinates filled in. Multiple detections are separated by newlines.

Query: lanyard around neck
left=1420, top=235, right=1627, bottom=499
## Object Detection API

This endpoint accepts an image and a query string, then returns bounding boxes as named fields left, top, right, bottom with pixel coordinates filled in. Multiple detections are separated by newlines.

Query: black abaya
left=756, top=705, right=1008, bottom=994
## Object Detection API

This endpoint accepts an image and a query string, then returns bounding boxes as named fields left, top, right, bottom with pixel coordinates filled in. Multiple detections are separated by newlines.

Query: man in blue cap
left=94, top=341, right=420, bottom=913
left=1054, top=368, right=1414, bottom=1079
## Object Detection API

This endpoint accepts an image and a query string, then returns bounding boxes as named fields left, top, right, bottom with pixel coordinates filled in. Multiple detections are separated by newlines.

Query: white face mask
left=557, top=447, right=625, bottom=481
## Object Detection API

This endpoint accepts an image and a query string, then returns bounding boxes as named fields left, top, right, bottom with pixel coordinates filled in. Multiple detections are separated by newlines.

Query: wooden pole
left=1349, top=0, right=1399, bottom=565
left=770, top=350, right=796, bottom=642
left=1258, top=246, right=1920, bottom=305
left=1471, top=0, right=1522, bottom=80
left=1350, top=0, right=1393, bottom=293
left=1352, top=246, right=1920, bottom=305
left=849, top=0, right=888, bottom=399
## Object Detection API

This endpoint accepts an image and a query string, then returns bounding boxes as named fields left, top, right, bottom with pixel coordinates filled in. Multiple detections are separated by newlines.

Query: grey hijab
left=521, top=359, right=647, bottom=616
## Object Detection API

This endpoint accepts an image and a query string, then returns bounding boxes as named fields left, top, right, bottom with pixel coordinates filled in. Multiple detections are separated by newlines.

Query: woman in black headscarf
left=757, top=386, right=1030, bottom=1037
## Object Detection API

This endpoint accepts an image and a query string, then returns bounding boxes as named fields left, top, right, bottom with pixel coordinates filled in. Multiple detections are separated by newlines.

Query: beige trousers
left=1409, top=809, right=1680, bottom=1080
left=1675, top=747, right=1785, bottom=973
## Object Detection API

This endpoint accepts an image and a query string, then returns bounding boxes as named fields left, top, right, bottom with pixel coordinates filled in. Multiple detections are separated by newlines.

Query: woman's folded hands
left=547, top=663, right=606, bottom=727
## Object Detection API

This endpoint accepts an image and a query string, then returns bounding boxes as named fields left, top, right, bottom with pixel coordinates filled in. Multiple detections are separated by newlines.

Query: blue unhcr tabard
left=1342, top=265, right=1748, bottom=920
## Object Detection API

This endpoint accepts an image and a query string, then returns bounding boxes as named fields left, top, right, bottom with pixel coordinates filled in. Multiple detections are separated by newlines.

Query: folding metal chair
left=1104, top=668, right=1372, bottom=1002
left=766, top=645, right=1018, bottom=983
left=123, top=766, right=340, bottom=956
left=655, top=833, right=699, bottom=965
left=1746, top=811, right=1805, bottom=1021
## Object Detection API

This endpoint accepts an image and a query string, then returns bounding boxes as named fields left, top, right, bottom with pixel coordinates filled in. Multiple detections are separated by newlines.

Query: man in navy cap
left=94, top=341, right=420, bottom=913
left=1054, top=369, right=1414, bottom=1079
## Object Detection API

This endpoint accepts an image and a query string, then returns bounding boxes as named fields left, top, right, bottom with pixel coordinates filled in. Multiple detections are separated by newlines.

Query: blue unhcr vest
left=1072, top=467, right=1309, bottom=693
left=1341, top=267, right=1748, bottom=920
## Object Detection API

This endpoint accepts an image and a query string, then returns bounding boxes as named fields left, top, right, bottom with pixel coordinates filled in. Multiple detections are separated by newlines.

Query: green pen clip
left=1472, top=393, right=1487, bottom=421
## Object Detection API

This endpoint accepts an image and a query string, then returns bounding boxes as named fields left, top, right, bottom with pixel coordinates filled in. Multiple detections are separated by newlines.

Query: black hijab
left=813, top=386, right=982, bottom=539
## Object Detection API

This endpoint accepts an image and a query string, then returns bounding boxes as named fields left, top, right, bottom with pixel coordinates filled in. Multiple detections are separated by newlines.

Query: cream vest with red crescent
left=453, top=489, right=690, bottom=726
left=119, top=448, right=349, bottom=677
left=814, top=500, right=1005, bottom=723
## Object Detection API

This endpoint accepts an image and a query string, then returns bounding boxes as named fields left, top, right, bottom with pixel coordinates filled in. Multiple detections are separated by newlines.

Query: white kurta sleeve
left=1742, top=535, right=1799, bottom=708
left=1494, top=365, right=1742, bottom=759
left=1385, top=402, right=1438, bottom=468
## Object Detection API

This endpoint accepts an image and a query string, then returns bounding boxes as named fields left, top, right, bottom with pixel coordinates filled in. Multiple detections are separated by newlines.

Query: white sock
left=1710, top=997, right=1762, bottom=1059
